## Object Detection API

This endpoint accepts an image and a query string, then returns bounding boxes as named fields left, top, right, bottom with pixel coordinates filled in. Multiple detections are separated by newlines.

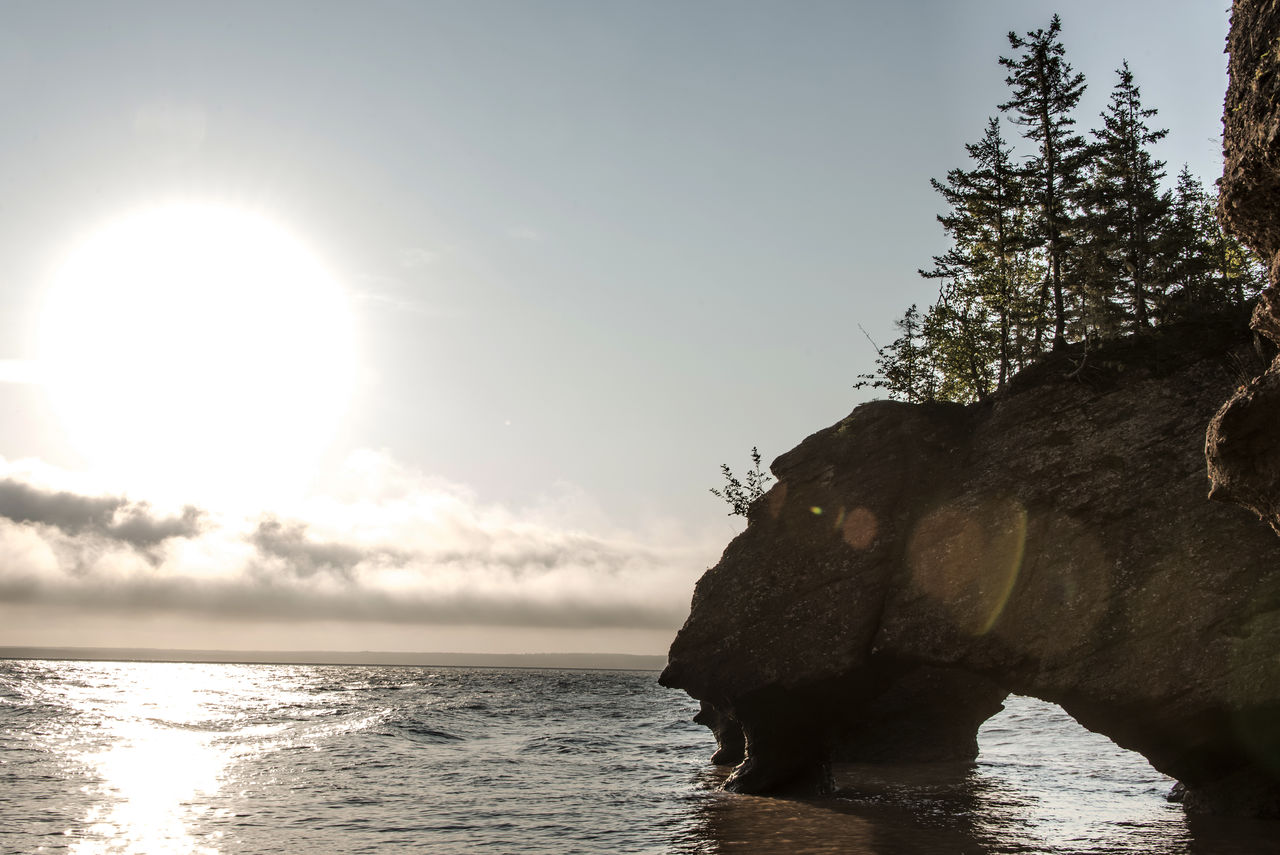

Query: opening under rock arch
left=972, top=695, right=1183, bottom=851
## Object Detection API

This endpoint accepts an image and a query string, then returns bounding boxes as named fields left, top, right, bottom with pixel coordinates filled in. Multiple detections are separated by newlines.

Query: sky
left=0, top=1, right=1236, bottom=655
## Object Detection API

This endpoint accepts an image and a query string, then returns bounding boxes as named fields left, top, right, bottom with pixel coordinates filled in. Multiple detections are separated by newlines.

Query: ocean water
left=0, top=660, right=1275, bottom=854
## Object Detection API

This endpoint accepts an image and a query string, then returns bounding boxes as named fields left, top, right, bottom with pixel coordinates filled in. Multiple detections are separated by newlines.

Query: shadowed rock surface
left=1210, top=0, right=1280, bottom=533
left=663, top=317, right=1280, bottom=816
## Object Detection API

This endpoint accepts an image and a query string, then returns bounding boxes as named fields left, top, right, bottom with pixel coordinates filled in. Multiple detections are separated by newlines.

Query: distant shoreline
left=0, top=646, right=666, bottom=672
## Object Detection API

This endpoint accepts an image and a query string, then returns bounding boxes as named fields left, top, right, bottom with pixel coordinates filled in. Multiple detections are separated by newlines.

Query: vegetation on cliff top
left=710, top=447, right=772, bottom=517
left=858, top=14, right=1265, bottom=405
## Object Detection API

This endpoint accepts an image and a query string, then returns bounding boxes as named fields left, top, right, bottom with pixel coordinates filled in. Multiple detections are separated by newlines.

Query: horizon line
left=0, top=645, right=668, bottom=671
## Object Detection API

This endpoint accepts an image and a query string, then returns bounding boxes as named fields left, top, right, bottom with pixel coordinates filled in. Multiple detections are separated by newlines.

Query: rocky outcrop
left=663, top=0, right=1280, bottom=818
left=1210, top=1, right=1280, bottom=531
left=663, top=316, right=1280, bottom=816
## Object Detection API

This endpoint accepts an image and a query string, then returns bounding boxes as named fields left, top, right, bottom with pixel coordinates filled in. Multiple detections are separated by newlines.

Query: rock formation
left=664, top=0, right=1280, bottom=819
left=663, top=319, right=1280, bottom=815
left=1210, top=0, right=1280, bottom=535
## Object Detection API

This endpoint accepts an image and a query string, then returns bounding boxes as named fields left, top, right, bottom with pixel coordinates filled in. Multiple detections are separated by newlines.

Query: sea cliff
left=663, top=0, right=1280, bottom=817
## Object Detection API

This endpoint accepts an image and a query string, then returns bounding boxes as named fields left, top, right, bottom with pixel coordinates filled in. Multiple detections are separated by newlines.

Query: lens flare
left=839, top=506, right=879, bottom=550
left=907, top=496, right=1028, bottom=635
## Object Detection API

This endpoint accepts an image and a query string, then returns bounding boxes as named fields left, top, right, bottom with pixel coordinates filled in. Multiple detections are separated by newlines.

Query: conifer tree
left=922, top=287, right=998, bottom=402
left=1200, top=181, right=1266, bottom=306
left=857, top=19, right=1266, bottom=409
left=1210, top=224, right=1267, bottom=305
left=1079, top=62, right=1171, bottom=331
left=923, top=117, right=1037, bottom=390
left=1163, top=166, right=1265, bottom=314
left=999, top=14, right=1088, bottom=349
left=1164, top=165, right=1218, bottom=310
left=854, top=305, right=937, bottom=403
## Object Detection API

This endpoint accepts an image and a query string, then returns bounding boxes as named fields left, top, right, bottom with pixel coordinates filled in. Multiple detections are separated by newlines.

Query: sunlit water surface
left=1, top=660, right=1274, bottom=854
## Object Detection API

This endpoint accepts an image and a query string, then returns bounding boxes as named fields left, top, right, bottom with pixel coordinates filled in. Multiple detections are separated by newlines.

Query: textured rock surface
left=663, top=317, right=1280, bottom=815
left=1210, top=0, right=1280, bottom=531
left=1221, top=0, right=1280, bottom=266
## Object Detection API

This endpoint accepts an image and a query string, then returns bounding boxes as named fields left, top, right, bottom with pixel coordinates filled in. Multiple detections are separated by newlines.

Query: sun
left=39, top=202, right=356, bottom=506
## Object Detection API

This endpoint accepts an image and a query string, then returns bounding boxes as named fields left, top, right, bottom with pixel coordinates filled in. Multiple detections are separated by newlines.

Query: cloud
left=0, top=477, right=203, bottom=548
left=249, top=516, right=399, bottom=581
left=0, top=453, right=716, bottom=631
left=108, top=505, right=205, bottom=548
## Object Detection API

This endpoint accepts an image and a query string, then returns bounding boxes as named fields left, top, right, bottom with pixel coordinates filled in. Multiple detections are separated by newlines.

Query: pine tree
left=1162, top=166, right=1265, bottom=316
left=1200, top=179, right=1266, bottom=305
left=857, top=19, right=1265, bottom=413
left=1211, top=228, right=1267, bottom=304
left=1163, top=165, right=1218, bottom=311
left=854, top=305, right=937, bottom=403
left=999, top=14, right=1088, bottom=350
left=922, top=286, right=998, bottom=402
left=923, top=117, right=1038, bottom=390
left=1079, top=61, right=1171, bottom=332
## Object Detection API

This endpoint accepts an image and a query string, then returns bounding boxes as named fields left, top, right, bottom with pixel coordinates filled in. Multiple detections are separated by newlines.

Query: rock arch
left=662, top=327, right=1280, bottom=815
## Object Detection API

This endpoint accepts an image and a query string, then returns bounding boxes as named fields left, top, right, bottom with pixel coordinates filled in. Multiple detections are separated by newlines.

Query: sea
left=1, top=659, right=1276, bottom=854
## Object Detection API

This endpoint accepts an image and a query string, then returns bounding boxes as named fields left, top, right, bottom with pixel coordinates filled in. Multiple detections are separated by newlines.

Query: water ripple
left=2, top=663, right=1277, bottom=854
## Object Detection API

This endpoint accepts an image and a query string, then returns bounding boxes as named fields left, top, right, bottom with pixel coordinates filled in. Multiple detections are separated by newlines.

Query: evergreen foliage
left=1078, top=61, right=1170, bottom=332
left=855, top=14, right=1267, bottom=407
left=854, top=305, right=938, bottom=403
left=922, top=118, right=1036, bottom=394
left=1165, top=165, right=1219, bottom=308
left=999, top=13, right=1089, bottom=349
left=1162, top=164, right=1265, bottom=314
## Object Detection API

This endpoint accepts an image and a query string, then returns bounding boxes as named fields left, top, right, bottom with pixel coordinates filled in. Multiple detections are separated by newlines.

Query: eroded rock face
left=1209, top=0, right=1280, bottom=530
left=1221, top=1, right=1280, bottom=267
left=663, top=319, right=1280, bottom=816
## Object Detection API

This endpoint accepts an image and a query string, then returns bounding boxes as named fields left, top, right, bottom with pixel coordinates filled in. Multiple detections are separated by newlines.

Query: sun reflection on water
left=55, top=663, right=245, bottom=855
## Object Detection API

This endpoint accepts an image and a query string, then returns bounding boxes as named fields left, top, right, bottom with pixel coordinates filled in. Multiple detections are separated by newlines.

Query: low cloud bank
left=0, top=453, right=716, bottom=630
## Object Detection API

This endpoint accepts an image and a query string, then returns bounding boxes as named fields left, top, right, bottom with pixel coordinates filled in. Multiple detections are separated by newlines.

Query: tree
left=854, top=18, right=1262, bottom=412
left=1199, top=177, right=1266, bottom=306
left=921, top=285, right=998, bottom=402
left=1162, top=166, right=1265, bottom=316
left=710, top=447, right=772, bottom=517
left=1078, top=61, right=1171, bottom=331
left=1163, top=165, right=1220, bottom=311
left=1210, top=227, right=1267, bottom=304
left=923, top=117, right=1038, bottom=390
left=854, top=304, right=938, bottom=402
left=999, top=14, right=1088, bottom=349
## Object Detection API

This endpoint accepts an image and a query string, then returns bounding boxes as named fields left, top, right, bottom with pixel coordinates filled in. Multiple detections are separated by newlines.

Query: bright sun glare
left=39, top=203, right=356, bottom=506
